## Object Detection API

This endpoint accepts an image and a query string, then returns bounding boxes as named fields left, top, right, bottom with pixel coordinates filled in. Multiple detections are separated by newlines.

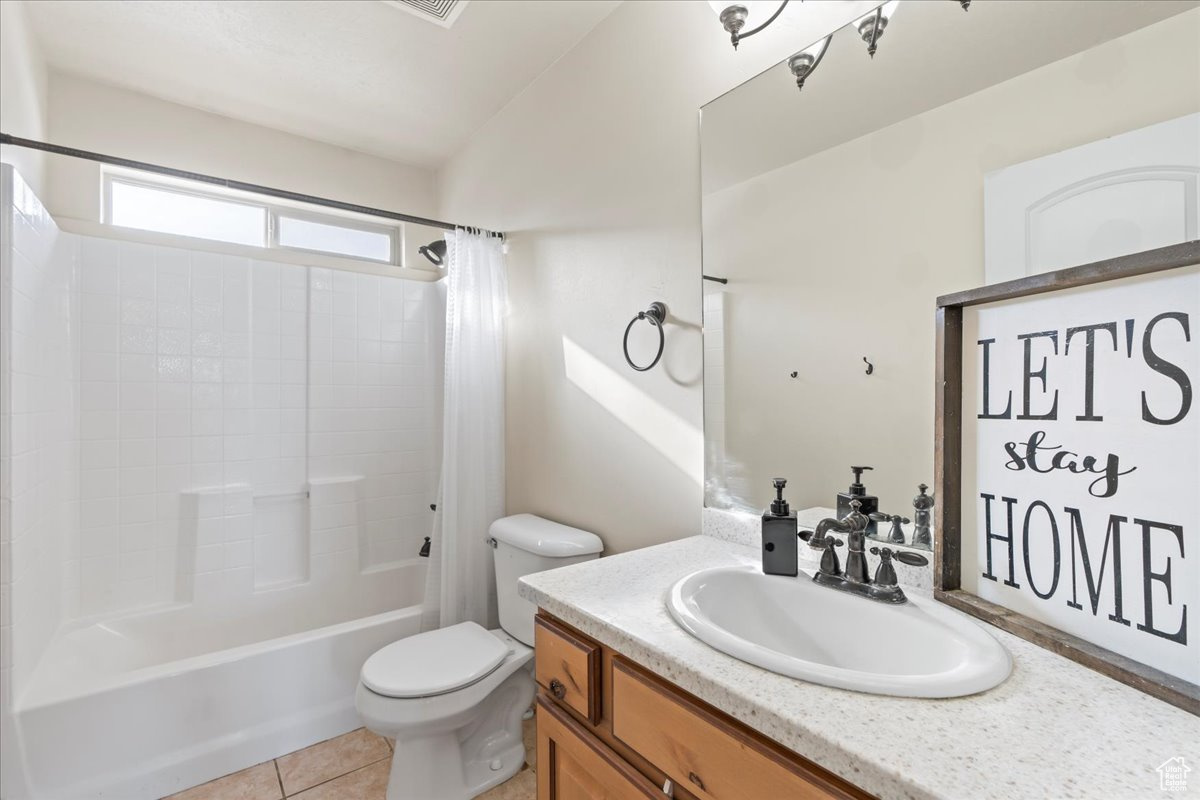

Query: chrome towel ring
left=623, top=302, right=667, bottom=372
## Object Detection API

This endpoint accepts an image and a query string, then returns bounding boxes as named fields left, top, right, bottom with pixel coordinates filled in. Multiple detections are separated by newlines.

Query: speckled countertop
left=518, top=534, right=1200, bottom=800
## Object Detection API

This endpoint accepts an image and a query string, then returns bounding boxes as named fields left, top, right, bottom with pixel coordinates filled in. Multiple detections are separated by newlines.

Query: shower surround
left=0, top=166, right=442, bottom=799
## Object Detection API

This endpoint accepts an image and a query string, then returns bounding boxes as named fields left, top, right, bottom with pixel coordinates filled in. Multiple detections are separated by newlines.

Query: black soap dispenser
left=837, top=466, right=879, bottom=537
left=762, top=478, right=798, bottom=577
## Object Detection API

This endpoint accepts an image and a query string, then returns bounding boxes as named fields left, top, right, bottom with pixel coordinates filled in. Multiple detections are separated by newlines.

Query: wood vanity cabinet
left=534, top=611, right=874, bottom=800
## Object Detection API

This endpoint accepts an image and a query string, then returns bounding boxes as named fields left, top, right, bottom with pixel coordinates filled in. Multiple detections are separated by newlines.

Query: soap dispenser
left=837, top=466, right=879, bottom=537
left=762, top=478, right=798, bottom=577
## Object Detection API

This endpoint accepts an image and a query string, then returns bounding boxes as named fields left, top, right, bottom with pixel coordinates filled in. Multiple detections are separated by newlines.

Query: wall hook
left=863, top=357, right=874, bottom=375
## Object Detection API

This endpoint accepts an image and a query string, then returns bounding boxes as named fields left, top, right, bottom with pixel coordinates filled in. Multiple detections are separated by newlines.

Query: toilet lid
left=361, top=621, right=511, bottom=699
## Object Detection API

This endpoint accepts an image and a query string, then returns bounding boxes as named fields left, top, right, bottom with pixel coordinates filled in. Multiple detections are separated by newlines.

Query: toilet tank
left=490, top=514, right=603, bottom=646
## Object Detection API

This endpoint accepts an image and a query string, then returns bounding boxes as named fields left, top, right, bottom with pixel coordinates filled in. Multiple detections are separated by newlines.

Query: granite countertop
left=518, top=534, right=1200, bottom=800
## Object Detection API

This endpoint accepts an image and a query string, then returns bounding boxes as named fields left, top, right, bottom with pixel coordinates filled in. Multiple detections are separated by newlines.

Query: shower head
left=419, top=240, right=447, bottom=266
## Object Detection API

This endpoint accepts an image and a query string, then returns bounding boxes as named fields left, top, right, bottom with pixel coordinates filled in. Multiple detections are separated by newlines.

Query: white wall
left=437, top=0, right=875, bottom=554
left=44, top=73, right=439, bottom=229
left=0, top=0, right=49, bottom=198
left=0, top=165, right=79, bottom=800
left=704, top=11, right=1200, bottom=517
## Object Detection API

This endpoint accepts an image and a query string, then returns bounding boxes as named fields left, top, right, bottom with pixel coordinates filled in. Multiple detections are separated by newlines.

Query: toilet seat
left=361, top=621, right=511, bottom=699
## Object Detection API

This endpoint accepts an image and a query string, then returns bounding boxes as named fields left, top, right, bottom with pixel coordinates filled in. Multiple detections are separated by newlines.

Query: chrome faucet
left=799, top=500, right=928, bottom=604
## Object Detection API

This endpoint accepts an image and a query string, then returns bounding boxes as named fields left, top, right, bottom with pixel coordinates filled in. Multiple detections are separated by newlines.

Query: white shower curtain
left=421, top=229, right=508, bottom=632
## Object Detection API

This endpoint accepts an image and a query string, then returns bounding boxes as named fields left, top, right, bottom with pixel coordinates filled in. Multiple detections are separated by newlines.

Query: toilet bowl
left=356, top=514, right=603, bottom=800
left=356, top=624, right=535, bottom=800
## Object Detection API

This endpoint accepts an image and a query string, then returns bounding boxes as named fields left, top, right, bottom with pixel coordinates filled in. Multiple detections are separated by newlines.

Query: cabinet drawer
left=537, top=696, right=663, bottom=800
left=611, top=658, right=870, bottom=800
left=535, top=615, right=601, bottom=723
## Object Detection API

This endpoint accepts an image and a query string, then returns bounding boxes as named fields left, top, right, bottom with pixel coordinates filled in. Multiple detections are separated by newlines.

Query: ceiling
left=24, top=0, right=621, bottom=169
left=702, top=0, right=1200, bottom=194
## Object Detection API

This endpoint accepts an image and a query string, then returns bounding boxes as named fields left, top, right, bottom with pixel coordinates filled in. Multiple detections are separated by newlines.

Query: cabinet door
left=611, top=658, right=871, bottom=800
left=537, top=696, right=662, bottom=800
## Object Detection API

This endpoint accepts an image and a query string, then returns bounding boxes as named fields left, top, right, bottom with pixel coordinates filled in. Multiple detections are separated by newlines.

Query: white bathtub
left=13, top=560, right=426, bottom=800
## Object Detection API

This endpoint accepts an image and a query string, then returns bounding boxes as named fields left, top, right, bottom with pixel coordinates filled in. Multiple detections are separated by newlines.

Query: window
left=109, top=180, right=266, bottom=247
left=104, top=174, right=400, bottom=265
left=275, top=213, right=393, bottom=263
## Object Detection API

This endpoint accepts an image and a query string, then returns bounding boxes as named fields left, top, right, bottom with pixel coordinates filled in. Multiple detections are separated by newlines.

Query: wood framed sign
left=934, top=241, right=1200, bottom=715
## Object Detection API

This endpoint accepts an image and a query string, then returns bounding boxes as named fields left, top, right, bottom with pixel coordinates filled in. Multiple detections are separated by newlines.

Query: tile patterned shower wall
left=250, top=262, right=308, bottom=495
left=2, top=163, right=442, bottom=681
left=309, top=476, right=364, bottom=580
left=69, top=240, right=442, bottom=615
left=250, top=262, right=310, bottom=588
left=177, top=485, right=256, bottom=602
left=308, top=269, right=440, bottom=569
left=76, top=240, right=256, bottom=614
left=1, top=165, right=80, bottom=740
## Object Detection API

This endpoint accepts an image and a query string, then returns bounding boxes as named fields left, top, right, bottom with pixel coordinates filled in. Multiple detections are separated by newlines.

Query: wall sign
left=935, top=242, right=1200, bottom=715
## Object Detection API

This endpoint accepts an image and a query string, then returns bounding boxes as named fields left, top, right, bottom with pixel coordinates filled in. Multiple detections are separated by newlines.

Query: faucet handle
left=870, top=545, right=929, bottom=566
left=869, top=546, right=899, bottom=588
left=869, top=512, right=910, bottom=543
left=869, top=512, right=911, bottom=524
left=893, top=550, right=929, bottom=567
left=818, top=537, right=843, bottom=577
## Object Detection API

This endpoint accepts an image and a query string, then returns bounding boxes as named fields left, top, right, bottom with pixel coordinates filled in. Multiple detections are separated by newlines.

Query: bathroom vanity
left=521, top=533, right=1200, bottom=800
left=533, top=612, right=868, bottom=799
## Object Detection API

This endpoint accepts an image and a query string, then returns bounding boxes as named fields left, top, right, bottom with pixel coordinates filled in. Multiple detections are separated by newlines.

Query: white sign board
left=961, top=264, right=1199, bottom=686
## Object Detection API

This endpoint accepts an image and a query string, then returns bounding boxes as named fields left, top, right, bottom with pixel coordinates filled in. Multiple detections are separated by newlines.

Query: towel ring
left=623, top=302, right=667, bottom=372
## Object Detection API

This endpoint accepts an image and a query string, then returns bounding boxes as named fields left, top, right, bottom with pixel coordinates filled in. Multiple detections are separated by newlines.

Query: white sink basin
left=667, top=565, right=1011, bottom=698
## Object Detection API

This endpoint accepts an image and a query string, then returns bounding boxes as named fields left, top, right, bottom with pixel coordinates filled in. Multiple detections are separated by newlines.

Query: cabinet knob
left=549, top=678, right=566, bottom=700
left=688, top=771, right=705, bottom=790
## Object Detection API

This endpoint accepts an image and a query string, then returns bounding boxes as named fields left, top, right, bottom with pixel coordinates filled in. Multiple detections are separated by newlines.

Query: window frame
left=102, top=171, right=402, bottom=266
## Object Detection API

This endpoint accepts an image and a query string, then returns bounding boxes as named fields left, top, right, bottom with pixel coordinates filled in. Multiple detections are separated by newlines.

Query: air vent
left=380, top=0, right=469, bottom=28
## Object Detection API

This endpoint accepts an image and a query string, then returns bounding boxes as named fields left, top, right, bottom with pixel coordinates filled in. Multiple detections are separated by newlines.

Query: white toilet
left=356, top=514, right=603, bottom=800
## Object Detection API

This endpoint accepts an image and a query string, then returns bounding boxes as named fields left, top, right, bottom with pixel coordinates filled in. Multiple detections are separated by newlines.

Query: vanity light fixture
left=787, top=34, right=832, bottom=91
left=851, top=0, right=900, bottom=58
left=709, top=0, right=791, bottom=50
left=959, top=0, right=971, bottom=9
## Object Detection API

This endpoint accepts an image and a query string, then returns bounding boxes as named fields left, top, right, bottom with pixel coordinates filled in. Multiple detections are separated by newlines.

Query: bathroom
left=0, top=0, right=1196, bottom=798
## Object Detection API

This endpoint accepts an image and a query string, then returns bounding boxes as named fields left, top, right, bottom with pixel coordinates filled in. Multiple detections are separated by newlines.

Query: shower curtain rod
left=0, top=133, right=505, bottom=238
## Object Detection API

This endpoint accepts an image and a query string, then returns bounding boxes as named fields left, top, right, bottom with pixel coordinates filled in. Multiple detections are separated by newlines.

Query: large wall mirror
left=701, top=0, right=1200, bottom=550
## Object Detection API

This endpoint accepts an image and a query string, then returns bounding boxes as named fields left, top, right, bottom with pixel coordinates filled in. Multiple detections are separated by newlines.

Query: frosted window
left=276, top=215, right=393, bottom=263
left=110, top=181, right=266, bottom=246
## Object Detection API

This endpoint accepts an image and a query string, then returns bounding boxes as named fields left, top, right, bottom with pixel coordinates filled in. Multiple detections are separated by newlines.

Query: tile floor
left=163, top=718, right=537, bottom=800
